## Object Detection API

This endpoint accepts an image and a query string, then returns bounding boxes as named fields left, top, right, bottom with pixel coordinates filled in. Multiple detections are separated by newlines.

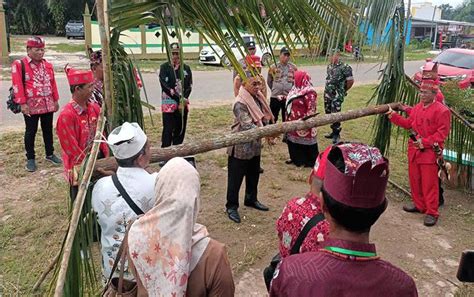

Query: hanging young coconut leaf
left=369, top=2, right=418, bottom=155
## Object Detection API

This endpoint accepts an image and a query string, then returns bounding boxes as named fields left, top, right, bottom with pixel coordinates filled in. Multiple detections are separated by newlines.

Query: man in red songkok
left=56, top=66, right=109, bottom=198
left=11, top=36, right=62, bottom=172
left=270, top=143, right=418, bottom=297
left=388, top=79, right=451, bottom=226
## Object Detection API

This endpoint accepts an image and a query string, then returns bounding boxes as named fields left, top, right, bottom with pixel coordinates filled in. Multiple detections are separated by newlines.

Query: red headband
left=65, top=65, right=94, bottom=86
left=26, top=36, right=45, bottom=48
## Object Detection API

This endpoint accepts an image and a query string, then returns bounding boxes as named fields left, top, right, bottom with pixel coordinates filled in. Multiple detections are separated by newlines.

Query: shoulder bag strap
left=20, top=59, right=26, bottom=86
left=111, top=174, right=144, bottom=215
left=290, top=213, right=325, bottom=255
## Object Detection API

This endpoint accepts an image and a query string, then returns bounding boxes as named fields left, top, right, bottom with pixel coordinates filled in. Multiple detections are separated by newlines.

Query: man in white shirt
left=92, top=122, right=158, bottom=281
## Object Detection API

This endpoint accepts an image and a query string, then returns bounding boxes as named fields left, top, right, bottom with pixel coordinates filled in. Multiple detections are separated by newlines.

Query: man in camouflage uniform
left=324, top=50, right=354, bottom=144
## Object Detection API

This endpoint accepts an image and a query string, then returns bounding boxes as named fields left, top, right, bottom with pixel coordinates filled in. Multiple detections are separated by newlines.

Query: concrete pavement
left=0, top=60, right=424, bottom=132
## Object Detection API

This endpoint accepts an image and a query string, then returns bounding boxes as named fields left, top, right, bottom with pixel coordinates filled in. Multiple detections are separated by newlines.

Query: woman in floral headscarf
left=284, top=70, right=319, bottom=167
left=127, top=157, right=235, bottom=296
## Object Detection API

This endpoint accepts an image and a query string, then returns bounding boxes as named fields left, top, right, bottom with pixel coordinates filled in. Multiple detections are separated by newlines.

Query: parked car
left=199, top=35, right=272, bottom=67
left=413, top=48, right=474, bottom=89
left=65, top=20, right=84, bottom=39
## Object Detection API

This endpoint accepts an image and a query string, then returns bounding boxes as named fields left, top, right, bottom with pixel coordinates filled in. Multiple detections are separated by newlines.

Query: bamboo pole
left=96, top=0, right=114, bottom=129
left=449, top=107, right=473, bottom=131
left=94, top=103, right=402, bottom=175
left=388, top=179, right=411, bottom=197
left=53, top=110, right=107, bottom=296
left=32, top=251, right=61, bottom=291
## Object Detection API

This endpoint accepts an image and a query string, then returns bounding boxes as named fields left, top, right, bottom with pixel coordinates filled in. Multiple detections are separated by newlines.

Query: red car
left=413, top=48, right=474, bottom=89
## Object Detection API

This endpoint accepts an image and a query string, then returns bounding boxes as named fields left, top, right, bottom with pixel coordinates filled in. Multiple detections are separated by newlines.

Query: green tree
left=439, top=3, right=454, bottom=20
left=453, top=0, right=474, bottom=23
left=6, top=0, right=54, bottom=34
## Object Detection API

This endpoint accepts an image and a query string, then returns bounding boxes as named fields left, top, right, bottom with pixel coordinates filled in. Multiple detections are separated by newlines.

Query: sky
left=412, top=0, right=467, bottom=8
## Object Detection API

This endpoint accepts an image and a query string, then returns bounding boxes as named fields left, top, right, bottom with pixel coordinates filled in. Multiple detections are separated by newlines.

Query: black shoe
left=244, top=200, right=269, bottom=211
left=285, top=159, right=293, bottom=165
left=25, top=159, right=37, bottom=172
left=324, top=132, right=334, bottom=139
left=226, top=208, right=241, bottom=223
left=259, top=167, right=264, bottom=174
left=45, top=154, right=62, bottom=165
left=424, top=215, right=438, bottom=227
left=439, top=195, right=445, bottom=207
left=402, top=204, right=421, bottom=213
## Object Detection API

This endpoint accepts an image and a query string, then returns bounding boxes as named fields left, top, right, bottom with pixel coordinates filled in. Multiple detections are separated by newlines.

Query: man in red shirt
left=270, top=143, right=417, bottom=297
left=56, top=66, right=109, bottom=198
left=11, top=36, right=62, bottom=172
left=387, top=80, right=451, bottom=226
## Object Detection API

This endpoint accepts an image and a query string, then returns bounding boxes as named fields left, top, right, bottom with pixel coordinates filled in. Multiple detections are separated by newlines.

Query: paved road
left=0, top=60, right=424, bottom=131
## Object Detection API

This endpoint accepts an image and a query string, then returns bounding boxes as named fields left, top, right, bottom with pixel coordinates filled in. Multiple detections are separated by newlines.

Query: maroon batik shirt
left=270, top=238, right=418, bottom=297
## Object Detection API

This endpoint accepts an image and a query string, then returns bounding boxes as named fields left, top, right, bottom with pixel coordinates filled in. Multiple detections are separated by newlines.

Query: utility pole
left=0, top=1, right=9, bottom=60
left=431, top=5, right=437, bottom=50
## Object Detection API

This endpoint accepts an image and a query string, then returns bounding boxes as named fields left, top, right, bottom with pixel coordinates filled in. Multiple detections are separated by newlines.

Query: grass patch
left=48, top=43, right=85, bottom=53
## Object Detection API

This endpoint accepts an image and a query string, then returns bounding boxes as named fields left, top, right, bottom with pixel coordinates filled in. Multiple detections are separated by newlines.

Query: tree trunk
left=94, top=103, right=400, bottom=176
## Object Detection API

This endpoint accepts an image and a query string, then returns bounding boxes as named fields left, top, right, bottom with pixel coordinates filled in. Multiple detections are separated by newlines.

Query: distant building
left=410, top=1, right=442, bottom=20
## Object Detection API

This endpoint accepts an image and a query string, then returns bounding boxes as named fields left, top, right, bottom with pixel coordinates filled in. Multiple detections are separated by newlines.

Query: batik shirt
left=276, top=192, right=329, bottom=258
left=92, top=167, right=158, bottom=281
left=11, top=57, right=59, bottom=115
left=324, top=61, right=353, bottom=99
left=286, top=89, right=318, bottom=145
left=159, top=62, right=192, bottom=113
left=56, top=100, right=109, bottom=182
left=89, top=79, right=104, bottom=107
left=227, top=100, right=264, bottom=160
left=270, top=239, right=418, bottom=297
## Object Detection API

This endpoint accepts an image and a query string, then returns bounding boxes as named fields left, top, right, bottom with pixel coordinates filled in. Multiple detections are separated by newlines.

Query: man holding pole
left=386, top=80, right=451, bottom=226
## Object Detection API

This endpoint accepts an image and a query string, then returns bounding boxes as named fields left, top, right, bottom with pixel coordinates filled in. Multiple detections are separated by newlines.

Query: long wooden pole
left=53, top=110, right=106, bottom=296
left=94, top=103, right=401, bottom=175
left=96, top=0, right=113, bottom=129
left=32, top=251, right=61, bottom=291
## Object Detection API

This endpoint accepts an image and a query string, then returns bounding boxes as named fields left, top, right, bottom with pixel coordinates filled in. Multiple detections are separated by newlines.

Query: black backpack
left=6, top=59, right=25, bottom=114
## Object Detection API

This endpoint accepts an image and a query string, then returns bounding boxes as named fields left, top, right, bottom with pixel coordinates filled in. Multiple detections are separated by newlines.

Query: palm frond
left=369, top=2, right=418, bottom=155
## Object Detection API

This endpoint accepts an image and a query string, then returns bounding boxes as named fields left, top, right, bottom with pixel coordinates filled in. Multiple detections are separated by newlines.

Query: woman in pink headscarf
left=284, top=70, right=319, bottom=167
left=127, top=157, right=235, bottom=296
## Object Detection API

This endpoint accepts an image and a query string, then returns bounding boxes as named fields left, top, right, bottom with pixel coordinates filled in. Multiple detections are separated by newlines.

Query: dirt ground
left=1, top=90, right=473, bottom=296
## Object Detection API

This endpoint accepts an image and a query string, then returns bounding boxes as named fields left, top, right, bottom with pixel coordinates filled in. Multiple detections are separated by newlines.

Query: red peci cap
left=245, top=55, right=262, bottom=68
left=65, top=65, right=94, bottom=86
left=321, top=143, right=388, bottom=208
left=26, top=36, right=45, bottom=48
left=422, top=62, right=439, bottom=80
